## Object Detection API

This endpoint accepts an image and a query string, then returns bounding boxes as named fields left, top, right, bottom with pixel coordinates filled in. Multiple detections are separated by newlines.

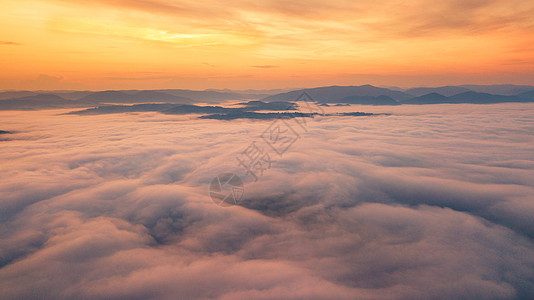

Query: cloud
left=4, top=0, right=534, bottom=90
left=21, top=74, right=65, bottom=90
left=0, top=41, right=21, bottom=46
left=51, top=0, right=534, bottom=44
left=202, top=62, right=216, bottom=67
left=253, top=65, right=279, bottom=69
left=0, top=103, right=534, bottom=299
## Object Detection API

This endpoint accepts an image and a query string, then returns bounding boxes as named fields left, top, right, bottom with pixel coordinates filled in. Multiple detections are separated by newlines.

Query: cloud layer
left=1, top=103, right=534, bottom=299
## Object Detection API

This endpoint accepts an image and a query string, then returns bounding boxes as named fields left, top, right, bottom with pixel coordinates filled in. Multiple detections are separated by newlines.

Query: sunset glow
left=2, top=0, right=534, bottom=90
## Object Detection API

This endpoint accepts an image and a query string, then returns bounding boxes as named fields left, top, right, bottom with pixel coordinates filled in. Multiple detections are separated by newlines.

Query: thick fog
left=1, top=103, right=533, bottom=299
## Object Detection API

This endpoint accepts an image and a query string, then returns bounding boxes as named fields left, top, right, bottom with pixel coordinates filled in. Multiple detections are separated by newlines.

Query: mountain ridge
left=2, top=85, right=534, bottom=110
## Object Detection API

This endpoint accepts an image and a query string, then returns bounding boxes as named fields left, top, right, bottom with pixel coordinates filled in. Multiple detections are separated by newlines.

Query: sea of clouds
left=1, top=103, right=533, bottom=299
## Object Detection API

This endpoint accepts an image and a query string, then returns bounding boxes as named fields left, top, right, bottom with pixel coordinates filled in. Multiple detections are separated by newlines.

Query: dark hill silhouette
left=263, top=85, right=412, bottom=103
left=518, top=90, right=534, bottom=100
left=459, top=84, right=534, bottom=96
left=199, top=112, right=316, bottom=120
left=337, top=95, right=399, bottom=105
left=403, top=93, right=451, bottom=104
left=68, top=101, right=301, bottom=116
left=156, top=89, right=268, bottom=103
left=67, top=104, right=178, bottom=115
left=403, top=92, right=532, bottom=104
left=16, top=94, right=67, bottom=102
left=236, top=100, right=297, bottom=110
left=78, top=91, right=129, bottom=102
left=162, top=105, right=235, bottom=115
left=78, top=90, right=193, bottom=104
left=406, top=86, right=471, bottom=97
left=68, top=104, right=239, bottom=115
left=3, top=85, right=534, bottom=110
left=0, top=91, right=37, bottom=100
left=0, top=94, right=74, bottom=110
left=449, top=92, right=529, bottom=103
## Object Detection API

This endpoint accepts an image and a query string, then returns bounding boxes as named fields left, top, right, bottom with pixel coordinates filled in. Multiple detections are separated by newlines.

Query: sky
left=1, top=0, right=534, bottom=90
left=1, top=103, right=534, bottom=299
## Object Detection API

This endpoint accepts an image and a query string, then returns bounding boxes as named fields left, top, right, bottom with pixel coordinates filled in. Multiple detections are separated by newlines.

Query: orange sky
left=1, top=0, right=534, bottom=90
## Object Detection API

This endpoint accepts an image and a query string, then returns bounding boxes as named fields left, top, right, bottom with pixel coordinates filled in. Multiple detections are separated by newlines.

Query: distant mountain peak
left=263, top=85, right=412, bottom=103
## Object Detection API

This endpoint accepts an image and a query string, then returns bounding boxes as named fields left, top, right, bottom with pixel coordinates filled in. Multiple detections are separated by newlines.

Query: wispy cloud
left=252, top=65, right=279, bottom=69
left=2, top=0, right=534, bottom=89
left=202, top=62, right=216, bottom=67
left=0, top=41, right=21, bottom=46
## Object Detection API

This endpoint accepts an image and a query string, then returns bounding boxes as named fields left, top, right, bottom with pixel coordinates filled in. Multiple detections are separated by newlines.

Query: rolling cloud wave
left=1, top=104, right=533, bottom=299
